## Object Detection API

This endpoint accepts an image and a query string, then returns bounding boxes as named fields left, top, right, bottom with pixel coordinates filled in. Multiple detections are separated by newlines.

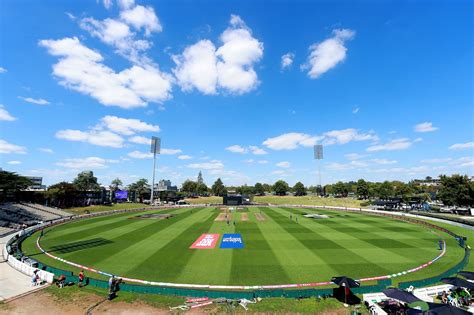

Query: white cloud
left=414, top=137, right=423, bottom=142
left=344, top=153, right=367, bottom=160
left=226, top=145, right=247, bottom=153
left=103, top=0, right=112, bottom=9
left=173, top=15, right=263, bottom=95
left=40, top=37, right=172, bottom=109
left=322, top=128, right=378, bottom=145
left=302, top=28, right=355, bottom=79
left=57, top=156, right=112, bottom=169
left=326, top=160, right=368, bottom=171
left=161, top=148, right=182, bottom=155
left=276, top=161, right=290, bottom=168
left=249, top=145, right=267, bottom=155
left=38, top=148, right=54, bottom=154
left=79, top=17, right=152, bottom=64
left=178, top=155, right=192, bottom=160
left=128, top=135, right=150, bottom=145
left=118, top=0, right=135, bottom=10
left=187, top=160, right=224, bottom=170
left=244, top=159, right=254, bottom=164
left=414, top=122, right=438, bottom=133
left=367, top=138, right=412, bottom=152
left=56, top=129, right=124, bottom=148
left=352, top=107, right=359, bottom=114
left=449, top=142, right=474, bottom=151
left=18, top=96, right=50, bottom=105
left=281, top=52, right=294, bottom=70
left=120, top=4, right=162, bottom=36
left=128, top=150, right=152, bottom=159
left=263, top=132, right=318, bottom=150
left=101, top=115, right=159, bottom=135
left=0, top=140, right=27, bottom=154
left=0, top=105, right=16, bottom=121
left=421, top=158, right=452, bottom=164
left=7, top=160, right=21, bottom=165
left=263, top=129, right=376, bottom=150
left=257, top=160, right=268, bottom=164
left=371, top=158, right=397, bottom=165
left=0, top=67, right=7, bottom=73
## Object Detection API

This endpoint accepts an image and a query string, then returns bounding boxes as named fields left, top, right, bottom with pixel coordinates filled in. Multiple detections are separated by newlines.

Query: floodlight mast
left=314, top=145, right=323, bottom=196
left=150, top=136, right=161, bottom=204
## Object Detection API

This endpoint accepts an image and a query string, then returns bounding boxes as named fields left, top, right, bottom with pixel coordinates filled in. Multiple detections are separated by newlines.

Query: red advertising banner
left=190, top=234, right=220, bottom=249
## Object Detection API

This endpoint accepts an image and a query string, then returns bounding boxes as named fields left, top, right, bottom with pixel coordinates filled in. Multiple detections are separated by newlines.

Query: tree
left=0, top=171, right=33, bottom=201
left=438, top=174, right=474, bottom=206
left=377, top=181, right=394, bottom=200
left=393, top=182, right=413, bottom=203
left=212, top=178, right=227, bottom=196
left=196, top=182, right=208, bottom=196
left=356, top=179, right=369, bottom=199
left=293, top=182, right=306, bottom=196
left=333, top=181, right=348, bottom=197
left=254, top=183, right=265, bottom=196
left=127, top=178, right=150, bottom=202
left=273, top=180, right=289, bottom=196
left=262, top=183, right=272, bottom=193
left=237, top=185, right=254, bottom=195
left=181, top=180, right=198, bottom=195
left=110, top=178, right=122, bottom=192
left=73, top=171, right=100, bottom=192
left=45, top=182, right=78, bottom=208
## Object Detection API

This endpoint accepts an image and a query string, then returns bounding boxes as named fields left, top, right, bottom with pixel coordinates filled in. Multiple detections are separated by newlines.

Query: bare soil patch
left=215, top=213, right=232, bottom=222
left=241, top=213, right=248, bottom=221
left=254, top=213, right=266, bottom=221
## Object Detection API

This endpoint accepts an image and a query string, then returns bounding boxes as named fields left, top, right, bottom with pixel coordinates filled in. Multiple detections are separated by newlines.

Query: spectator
left=57, top=274, right=66, bottom=288
left=78, top=270, right=85, bottom=287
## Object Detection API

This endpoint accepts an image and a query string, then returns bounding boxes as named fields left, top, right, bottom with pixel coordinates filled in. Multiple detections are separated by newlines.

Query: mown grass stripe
left=125, top=208, right=219, bottom=281
left=230, top=211, right=292, bottom=285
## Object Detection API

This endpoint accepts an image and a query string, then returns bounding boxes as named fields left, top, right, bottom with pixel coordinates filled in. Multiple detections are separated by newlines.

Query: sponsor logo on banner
left=190, top=234, right=220, bottom=249
left=220, top=233, right=244, bottom=248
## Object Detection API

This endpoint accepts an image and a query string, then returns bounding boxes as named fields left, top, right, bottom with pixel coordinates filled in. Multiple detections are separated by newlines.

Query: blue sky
left=0, top=0, right=473, bottom=187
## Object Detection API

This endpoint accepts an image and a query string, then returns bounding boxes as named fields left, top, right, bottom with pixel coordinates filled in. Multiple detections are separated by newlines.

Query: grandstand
left=0, top=203, right=72, bottom=236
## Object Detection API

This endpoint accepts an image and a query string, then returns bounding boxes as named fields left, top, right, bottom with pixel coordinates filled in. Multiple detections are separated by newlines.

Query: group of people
left=55, top=270, right=85, bottom=288
left=31, top=270, right=41, bottom=286
left=441, top=288, right=472, bottom=307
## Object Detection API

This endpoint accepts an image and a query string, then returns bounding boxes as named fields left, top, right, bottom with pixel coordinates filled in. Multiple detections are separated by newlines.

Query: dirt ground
left=241, top=213, right=248, bottom=221
left=215, top=213, right=232, bottom=222
left=0, top=290, right=174, bottom=315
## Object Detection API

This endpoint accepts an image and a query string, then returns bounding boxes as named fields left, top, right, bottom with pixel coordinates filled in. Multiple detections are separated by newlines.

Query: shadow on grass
left=47, top=238, right=113, bottom=254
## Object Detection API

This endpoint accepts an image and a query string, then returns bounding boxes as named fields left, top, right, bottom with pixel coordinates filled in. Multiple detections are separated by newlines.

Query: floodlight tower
left=314, top=145, right=323, bottom=196
left=150, top=136, right=161, bottom=204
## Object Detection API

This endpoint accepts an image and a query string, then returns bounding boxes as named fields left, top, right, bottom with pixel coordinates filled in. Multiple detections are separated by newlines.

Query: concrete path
left=0, top=233, right=48, bottom=301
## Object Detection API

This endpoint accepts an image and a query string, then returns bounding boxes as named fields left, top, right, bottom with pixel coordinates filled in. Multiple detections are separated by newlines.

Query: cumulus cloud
left=226, top=145, right=247, bottom=153
left=18, top=96, right=50, bottom=105
left=178, top=155, right=192, bottom=160
left=40, top=37, right=172, bottom=109
left=7, top=160, right=21, bottom=165
left=276, top=161, right=290, bottom=168
left=173, top=15, right=263, bottom=95
left=449, top=142, right=474, bottom=151
left=57, top=156, right=113, bottom=169
left=120, top=4, right=162, bottom=35
left=371, top=158, right=397, bottom=165
left=366, top=138, right=412, bottom=152
left=414, top=122, right=438, bottom=133
left=56, top=129, right=125, bottom=148
left=281, top=52, right=294, bottom=70
left=249, top=145, right=267, bottom=155
left=128, top=135, right=150, bottom=145
left=302, top=28, right=355, bottom=79
left=344, top=153, right=367, bottom=160
left=0, top=139, right=27, bottom=154
left=0, top=67, right=7, bottom=73
left=187, top=160, right=224, bottom=170
left=0, top=105, right=16, bottom=121
left=101, top=115, right=159, bottom=135
left=128, top=150, right=153, bottom=159
left=38, top=148, right=54, bottom=154
left=263, top=128, right=376, bottom=150
left=161, top=148, right=182, bottom=155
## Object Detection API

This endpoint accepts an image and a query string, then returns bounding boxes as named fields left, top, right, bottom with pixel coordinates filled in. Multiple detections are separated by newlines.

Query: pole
left=318, top=159, right=322, bottom=196
left=151, top=151, right=156, bottom=204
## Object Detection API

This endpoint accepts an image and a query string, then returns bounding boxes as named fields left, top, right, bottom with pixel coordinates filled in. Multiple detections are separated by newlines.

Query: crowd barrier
left=7, top=204, right=472, bottom=298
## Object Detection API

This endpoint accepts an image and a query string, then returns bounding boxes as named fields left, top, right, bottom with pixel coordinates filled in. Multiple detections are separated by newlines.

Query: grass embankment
left=67, top=202, right=151, bottom=215
left=185, top=196, right=363, bottom=208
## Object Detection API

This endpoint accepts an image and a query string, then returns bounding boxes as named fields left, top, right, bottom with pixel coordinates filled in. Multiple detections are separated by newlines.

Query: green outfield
left=21, top=207, right=464, bottom=286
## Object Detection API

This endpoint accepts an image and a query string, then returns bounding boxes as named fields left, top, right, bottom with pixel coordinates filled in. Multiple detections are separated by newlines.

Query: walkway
left=0, top=233, right=48, bottom=301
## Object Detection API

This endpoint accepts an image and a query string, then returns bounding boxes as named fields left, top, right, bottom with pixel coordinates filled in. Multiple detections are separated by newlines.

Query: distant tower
left=197, top=171, right=204, bottom=184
